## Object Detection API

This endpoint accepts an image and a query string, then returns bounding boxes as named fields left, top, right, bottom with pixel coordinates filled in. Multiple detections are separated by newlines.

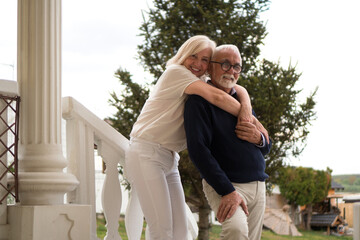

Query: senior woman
left=125, top=35, right=254, bottom=239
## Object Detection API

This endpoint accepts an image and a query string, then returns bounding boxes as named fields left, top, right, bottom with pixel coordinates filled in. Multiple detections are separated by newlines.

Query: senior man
left=184, top=44, right=272, bottom=240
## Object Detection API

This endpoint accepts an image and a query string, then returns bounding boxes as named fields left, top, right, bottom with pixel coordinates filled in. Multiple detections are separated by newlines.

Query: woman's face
left=183, top=48, right=212, bottom=77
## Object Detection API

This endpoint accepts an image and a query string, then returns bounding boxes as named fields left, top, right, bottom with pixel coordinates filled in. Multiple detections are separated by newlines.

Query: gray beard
left=218, top=74, right=236, bottom=89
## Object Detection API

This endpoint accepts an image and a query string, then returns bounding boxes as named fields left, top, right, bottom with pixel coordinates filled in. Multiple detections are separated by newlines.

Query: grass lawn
left=96, top=217, right=353, bottom=240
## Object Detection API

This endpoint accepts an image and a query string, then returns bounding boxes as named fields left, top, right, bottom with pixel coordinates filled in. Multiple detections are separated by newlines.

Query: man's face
left=209, top=49, right=241, bottom=92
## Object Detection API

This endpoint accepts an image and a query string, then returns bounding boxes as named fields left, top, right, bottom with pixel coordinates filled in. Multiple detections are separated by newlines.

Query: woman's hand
left=234, top=85, right=252, bottom=123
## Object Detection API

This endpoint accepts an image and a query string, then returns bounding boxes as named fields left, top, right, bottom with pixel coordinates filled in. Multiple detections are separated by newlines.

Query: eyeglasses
left=210, top=61, right=242, bottom=74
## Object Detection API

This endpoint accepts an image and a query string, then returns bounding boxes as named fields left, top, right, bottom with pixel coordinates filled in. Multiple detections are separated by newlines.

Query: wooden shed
left=310, top=213, right=345, bottom=235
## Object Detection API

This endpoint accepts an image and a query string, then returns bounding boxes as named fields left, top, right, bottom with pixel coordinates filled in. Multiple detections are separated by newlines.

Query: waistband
left=130, top=137, right=163, bottom=148
left=130, top=137, right=180, bottom=169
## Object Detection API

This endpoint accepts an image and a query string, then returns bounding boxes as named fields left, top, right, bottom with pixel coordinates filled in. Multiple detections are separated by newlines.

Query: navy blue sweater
left=184, top=93, right=271, bottom=196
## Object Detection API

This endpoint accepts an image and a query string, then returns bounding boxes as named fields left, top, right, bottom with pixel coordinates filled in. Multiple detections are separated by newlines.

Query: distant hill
left=333, top=174, right=360, bottom=193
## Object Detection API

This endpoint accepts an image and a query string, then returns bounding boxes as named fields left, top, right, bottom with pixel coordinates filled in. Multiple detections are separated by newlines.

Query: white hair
left=213, top=44, right=242, bottom=65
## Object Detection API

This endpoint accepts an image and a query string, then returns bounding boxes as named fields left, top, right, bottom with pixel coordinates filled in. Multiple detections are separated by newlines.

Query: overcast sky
left=1, top=0, right=360, bottom=175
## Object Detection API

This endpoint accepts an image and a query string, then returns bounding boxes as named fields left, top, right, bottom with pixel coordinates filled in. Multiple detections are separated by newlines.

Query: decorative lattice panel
left=0, top=95, right=20, bottom=204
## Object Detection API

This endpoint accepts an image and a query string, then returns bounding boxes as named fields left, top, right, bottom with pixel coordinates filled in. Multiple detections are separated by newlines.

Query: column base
left=0, top=224, right=10, bottom=240
left=8, top=204, right=91, bottom=240
left=9, top=172, right=79, bottom=205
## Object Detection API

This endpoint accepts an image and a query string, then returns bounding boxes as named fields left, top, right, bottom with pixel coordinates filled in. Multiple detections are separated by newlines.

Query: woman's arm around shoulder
left=184, top=80, right=241, bottom=117
left=233, top=84, right=252, bottom=122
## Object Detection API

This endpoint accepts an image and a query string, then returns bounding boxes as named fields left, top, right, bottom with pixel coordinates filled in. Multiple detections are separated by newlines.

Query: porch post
left=355, top=203, right=360, bottom=240
left=6, top=0, right=92, bottom=239
left=16, top=0, right=78, bottom=204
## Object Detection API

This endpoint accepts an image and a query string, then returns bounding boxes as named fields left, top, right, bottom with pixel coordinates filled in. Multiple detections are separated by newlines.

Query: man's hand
left=252, top=117, right=269, bottom=143
left=235, top=121, right=263, bottom=145
left=217, top=191, right=248, bottom=223
left=236, top=114, right=270, bottom=143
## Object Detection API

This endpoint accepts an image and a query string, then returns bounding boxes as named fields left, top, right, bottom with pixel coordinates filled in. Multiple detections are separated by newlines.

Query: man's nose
left=227, top=65, right=235, bottom=74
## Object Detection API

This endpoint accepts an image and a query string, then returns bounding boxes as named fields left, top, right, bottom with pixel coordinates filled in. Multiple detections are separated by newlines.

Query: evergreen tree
left=108, top=0, right=317, bottom=238
left=240, top=60, right=318, bottom=183
left=108, top=68, right=149, bottom=139
left=138, top=0, right=269, bottom=80
left=277, top=166, right=332, bottom=230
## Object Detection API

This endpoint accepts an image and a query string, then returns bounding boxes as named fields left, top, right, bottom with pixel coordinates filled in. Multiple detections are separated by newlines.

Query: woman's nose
left=193, top=59, right=202, bottom=67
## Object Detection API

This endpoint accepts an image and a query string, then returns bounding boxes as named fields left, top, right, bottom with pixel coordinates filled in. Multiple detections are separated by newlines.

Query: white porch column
left=6, top=1, right=92, bottom=239
left=355, top=203, right=360, bottom=240
left=16, top=0, right=78, bottom=204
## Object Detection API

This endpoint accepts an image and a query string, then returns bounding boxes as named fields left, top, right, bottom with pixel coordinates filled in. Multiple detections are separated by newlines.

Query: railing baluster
left=99, top=143, right=122, bottom=240
left=125, top=187, right=144, bottom=240
left=64, top=117, right=98, bottom=239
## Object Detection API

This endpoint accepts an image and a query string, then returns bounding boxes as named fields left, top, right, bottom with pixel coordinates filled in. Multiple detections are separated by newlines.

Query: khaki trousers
left=203, top=179, right=266, bottom=240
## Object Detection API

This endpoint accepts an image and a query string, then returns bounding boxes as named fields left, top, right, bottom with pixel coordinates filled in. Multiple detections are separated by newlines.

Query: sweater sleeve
left=252, top=110, right=272, bottom=156
left=184, top=95, right=236, bottom=196
left=259, top=137, right=272, bottom=156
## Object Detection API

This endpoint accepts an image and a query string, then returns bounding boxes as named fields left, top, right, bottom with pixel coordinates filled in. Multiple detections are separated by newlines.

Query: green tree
left=355, top=177, right=360, bottom=186
left=349, top=175, right=357, bottom=185
left=138, top=0, right=269, bottom=80
left=277, top=166, right=332, bottom=230
left=108, top=0, right=317, bottom=238
left=240, top=60, right=318, bottom=184
left=108, top=68, right=149, bottom=139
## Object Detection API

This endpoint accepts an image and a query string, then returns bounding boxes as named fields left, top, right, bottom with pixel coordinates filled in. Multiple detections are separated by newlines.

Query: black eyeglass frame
left=210, top=61, right=243, bottom=74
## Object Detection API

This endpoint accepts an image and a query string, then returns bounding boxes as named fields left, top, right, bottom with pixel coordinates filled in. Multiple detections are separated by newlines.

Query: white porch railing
left=62, top=96, right=132, bottom=240
left=62, top=96, right=198, bottom=240
left=0, top=83, right=198, bottom=239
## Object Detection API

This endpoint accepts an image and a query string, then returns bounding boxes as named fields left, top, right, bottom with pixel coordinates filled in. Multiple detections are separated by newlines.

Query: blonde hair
left=166, top=35, right=216, bottom=67
left=213, top=44, right=242, bottom=65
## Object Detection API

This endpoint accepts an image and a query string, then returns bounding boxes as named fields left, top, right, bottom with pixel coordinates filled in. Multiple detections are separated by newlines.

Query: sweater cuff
left=255, top=133, right=265, bottom=148
left=218, top=183, right=236, bottom=196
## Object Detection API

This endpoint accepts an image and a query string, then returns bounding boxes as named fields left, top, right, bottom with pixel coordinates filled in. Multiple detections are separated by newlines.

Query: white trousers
left=203, top=180, right=266, bottom=240
left=125, top=138, right=188, bottom=240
